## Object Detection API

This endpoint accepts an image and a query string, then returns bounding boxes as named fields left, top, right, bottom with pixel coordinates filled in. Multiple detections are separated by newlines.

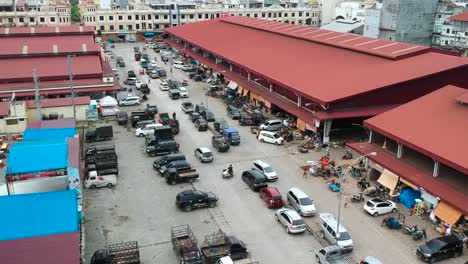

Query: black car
left=146, top=104, right=158, bottom=116
left=157, top=68, right=167, bottom=78
left=195, top=118, right=208, bottom=131
left=168, top=79, right=181, bottom=89
left=140, top=84, right=150, bottom=94
left=145, top=140, right=179, bottom=157
left=116, top=111, right=128, bottom=125
left=159, top=160, right=191, bottom=176
left=241, top=170, right=268, bottom=191
left=193, top=75, right=204, bottom=82
left=227, top=105, right=241, bottom=119
left=201, top=110, right=215, bottom=122
left=211, top=134, right=230, bottom=152
left=416, top=234, right=464, bottom=263
left=239, top=114, right=253, bottom=126
left=195, top=104, right=206, bottom=114
left=127, top=70, right=136, bottom=78
left=189, top=112, right=201, bottom=123
left=175, top=190, right=218, bottom=212
left=152, top=153, right=186, bottom=169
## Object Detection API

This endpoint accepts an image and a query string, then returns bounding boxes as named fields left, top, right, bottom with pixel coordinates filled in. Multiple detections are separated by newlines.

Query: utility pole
left=33, top=69, right=42, bottom=120
left=67, top=55, right=77, bottom=119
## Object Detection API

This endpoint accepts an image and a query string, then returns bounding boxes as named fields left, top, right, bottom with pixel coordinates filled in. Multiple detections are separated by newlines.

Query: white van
left=173, top=60, right=184, bottom=69
left=258, top=131, right=283, bottom=145
left=259, top=119, right=283, bottom=131
left=319, top=213, right=354, bottom=252
left=135, top=123, right=163, bottom=137
left=119, top=96, right=140, bottom=106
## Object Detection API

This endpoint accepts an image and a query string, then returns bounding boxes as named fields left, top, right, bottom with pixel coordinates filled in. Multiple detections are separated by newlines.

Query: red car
left=259, top=187, right=284, bottom=208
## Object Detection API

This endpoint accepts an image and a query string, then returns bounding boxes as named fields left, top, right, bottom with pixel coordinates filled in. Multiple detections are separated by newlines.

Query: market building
left=25, top=96, right=91, bottom=121
left=348, top=85, right=468, bottom=227
left=0, top=26, right=120, bottom=100
left=164, top=16, right=468, bottom=143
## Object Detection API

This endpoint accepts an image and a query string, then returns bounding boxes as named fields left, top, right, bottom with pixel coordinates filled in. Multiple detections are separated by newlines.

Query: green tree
left=71, top=4, right=81, bottom=23
left=305, top=18, right=312, bottom=26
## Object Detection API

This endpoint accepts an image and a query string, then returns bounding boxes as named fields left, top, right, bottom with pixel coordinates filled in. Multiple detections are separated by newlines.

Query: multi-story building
left=432, top=1, right=467, bottom=52
left=0, top=0, right=71, bottom=27
left=334, top=0, right=377, bottom=22
left=80, top=0, right=320, bottom=40
left=448, top=11, right=468, bottom=55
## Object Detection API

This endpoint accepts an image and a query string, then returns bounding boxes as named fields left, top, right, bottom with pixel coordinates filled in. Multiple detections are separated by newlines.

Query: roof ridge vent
left=456, top=92, right=468, bottom=106
left=5, top=28, right=9, bottom=34
left=31, top=27, right=35, bottom=34
left=53, top=44, right=58, bottom=53
left=22, top=45, right=28, bottom=55
left=82, top=43, right=87, bottom=52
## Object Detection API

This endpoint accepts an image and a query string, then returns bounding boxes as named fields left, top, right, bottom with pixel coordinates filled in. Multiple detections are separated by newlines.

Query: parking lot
left=83, top=43, right=465, bottom=264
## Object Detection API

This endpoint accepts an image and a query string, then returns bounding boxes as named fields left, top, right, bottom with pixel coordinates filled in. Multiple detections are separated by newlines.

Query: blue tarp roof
left=7, top=138, right=68, bottom=174
left=23, top=128, right=76, bottom=141
left=0, top=190, right=78, bottom=240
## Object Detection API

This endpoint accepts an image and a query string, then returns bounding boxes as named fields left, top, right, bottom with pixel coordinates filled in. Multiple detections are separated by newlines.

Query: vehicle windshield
left=272, top=195, right=282, bottom=201
left=232, top=109, right=239, bottom=114
left=299, top=197, right=313, bottom=205
left=293, top=219, right=305, bottom=226
left=183, top=251, right=201, bottom=262
left=338, top=232, right=351, bottom=241
left=264, top=166, right=274, bottom=173
left=203, top=152, right=212, bottom=157
left=231, top=134, right=240, bottom=140
left=426, top=239, right=445, bottom=251
left=273, top=134, right=281, bottom=139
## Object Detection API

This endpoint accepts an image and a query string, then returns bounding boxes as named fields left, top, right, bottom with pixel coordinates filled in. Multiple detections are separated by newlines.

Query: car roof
left=279, top=208, right=301, bottom=220
left=263, top=187, right=281, bottom=196
left=288, top=187, right=309, bottom=198
left=319, top=213, right=348, bottom=233
left=369, top=198, right=385, bottom=203
left=260, top=131, right=277, bottom=135
left=246, top=169, right=265, bottom=178
left=362, top=256, right=383, bottom=264
left=267, top=119, right=282, bottom=123
left=198, top=147, right=211, bottom=153
left=179, top=87, right=187, bottom=90
left=254, top=160, right=271, bottom=168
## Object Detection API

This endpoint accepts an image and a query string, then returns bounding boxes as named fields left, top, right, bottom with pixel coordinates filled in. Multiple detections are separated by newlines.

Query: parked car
left=194, top=147, right=214, bottom=163
left=127, top=70, right=136, bottom=78
left=201, top=110, right=215, bottom=122
left=252, top=160, right=278, bottom=181
left=189, top=112, right=201, bottom=123
left=238, top=114, right=253, bottom=126
left=259, top=119, right=283, bottom=131
left=319, top=213, right=354, bottom=252
left=145, top=140, right=179, bottom=157
left=416, top=234, right=464, bottom=263
left=259, top=187, right=283, bottom=208
left=117, top=111, right=128, bottom=125
left=360, top=256, right=384, bottom=264
left=258, top=131, right=284, bottom=145
left=135, top=80, right=144, bottom=89
left=178, top=87, right=189, bottom=98
left=181, top=64, right=192, bottom=71
left=181, top=101, right=194, bottom=113
left=168, top=79, right=181, bottom=90
left=124, top=77, right=137, bottom=85
left=195, top=104, right=206, bottom=114
left=363, top=198, right=398, bottom=217
left=146, top=103, right=158, bottom=116
left=157, top=68, right=167, bottom=78
left=140, top=84, right=150, bottom=94
left=135, top=120, right=155, bottom=129
left=150, top=71, right=159, bottom=79
left=227, top=105, right=240, bottom=119
left=175, top=190, right=218, bottom=212
left=287, top=187, right=316, bottom=216
left=193, top=74, right=204, bottom=82
left=169, top=89, right=180, bottom=99
left=117, top=60, right=126, bottom=67
left=173, top=60, right=184, bottom=69
left=152, top=153, right=186, bottom=170
left=195, top=118, right=208, bottom=131
left=275, top=208, right=307, bottom=234
left=211, top=134, right=230, bottom=152
left=159, top=160, right=191, bottom=175
left=135, top=123, right=162, bottom=137
left=160, top=82, right=169, bottom=91
left=241, top=170, right=268, bottom=191
left=119, top=96, right=140, bottom=106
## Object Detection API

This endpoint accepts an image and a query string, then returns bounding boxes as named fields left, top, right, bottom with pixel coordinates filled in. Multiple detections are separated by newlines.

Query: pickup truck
left=212, top=134, right=230, bottom=152
left=171, top=225, right=203, bottom=264
left=201, top=232, right=231, bottom=264
left=86, top=143, right=115, bottom=156
left=159, top=160, right=191, bottom=176
left=181, top=101, right=194, bottom=113
left=90, top=241, right=140, bottom=264
left=216, top=256, right=258, bottom=264
left=166, top=168, right=198, bottom=185
left=86, top=126, right=113, bottom=142
left=85, top=170, right=117, bottom=189
left=315, top=245, right=358, bottom=264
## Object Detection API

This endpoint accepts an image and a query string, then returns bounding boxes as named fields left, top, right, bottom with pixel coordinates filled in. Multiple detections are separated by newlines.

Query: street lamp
left=331, top=152, right=377, bottom=242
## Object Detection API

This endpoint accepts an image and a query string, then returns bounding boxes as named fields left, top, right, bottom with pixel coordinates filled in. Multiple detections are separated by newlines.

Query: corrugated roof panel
left=23, top=128, right=76, bottom=141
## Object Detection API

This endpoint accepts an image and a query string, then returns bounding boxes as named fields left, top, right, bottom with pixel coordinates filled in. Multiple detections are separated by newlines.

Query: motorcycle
left=381, top=216, right=403, bottom=229
left=412, top=228, right=427, bottom=240
left=351, top=193, right=364, bottom=202
left=350, top=166, right=362, bottom=178
left=402, top=224, right=419, bottom=235
left=142, top=94, right=148, bottom=101
left=342, top=149, right=353, bottom=160
left=357, top=178, right=370, bottom=191
left=222, top=167, right=233, bottom=179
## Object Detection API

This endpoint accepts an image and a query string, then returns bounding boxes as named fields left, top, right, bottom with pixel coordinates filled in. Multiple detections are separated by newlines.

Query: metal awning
left=434, top=201, right=463, bottom=225
left=377, top=169, right=399, bottom=191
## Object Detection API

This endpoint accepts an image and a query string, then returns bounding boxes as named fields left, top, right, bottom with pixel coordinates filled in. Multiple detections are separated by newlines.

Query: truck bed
left=107, top=241, right=140, bottom=264
left=177, top=169, right=198, bottom=178
left=200, top=244, right=230, bottom=258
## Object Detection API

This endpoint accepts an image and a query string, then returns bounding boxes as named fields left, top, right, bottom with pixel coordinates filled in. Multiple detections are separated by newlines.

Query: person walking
left=172, top=112, right=176, bottom=120
left=148, top=78, right=151, bottom=84
left=302, top=166, right=308, bottom=179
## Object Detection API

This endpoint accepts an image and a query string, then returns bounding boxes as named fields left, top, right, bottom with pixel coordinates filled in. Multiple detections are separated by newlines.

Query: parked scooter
left=357, top=178, right=370, bottom=191
left=342, top=149, right=353, bottom=160
left=412, top=228, right=427, bottom=240
left=351, top=193, right=364, bottom=202
left=222, top=165, right=234, bottom=179
left=402, top=224, right=419, bottom=235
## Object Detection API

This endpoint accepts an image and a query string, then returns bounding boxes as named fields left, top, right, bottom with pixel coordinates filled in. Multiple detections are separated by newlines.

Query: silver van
left=119, top=96, right=140, bottom=106
left=287, top=187, right=316, bottom=216
left=259, top=119, right=283, bottom=131
left=319, top=213, right=353, bottom=252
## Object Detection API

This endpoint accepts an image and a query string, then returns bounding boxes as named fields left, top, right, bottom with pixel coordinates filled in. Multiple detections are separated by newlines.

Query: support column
left=247, top=72, right=251, bottom=81
left=397, top=143, right=403, bottom=158
left=297, top=95, right=301, bottom=107
left=433, top=161, right=440, bottom=177
left=215, top=57, right=218, bottom=64
left=229, top=64, right=232, bottom=72
left=368, top=130, right=373, bottom=143
left=203, top=52, right=207, bottom=58
left=269, top=82, right=273, bottom=93
left=323, top=120, right=332, bottom=144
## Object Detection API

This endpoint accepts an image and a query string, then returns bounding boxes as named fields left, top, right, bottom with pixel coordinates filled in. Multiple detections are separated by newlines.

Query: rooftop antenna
left=33, top=69, right=42, bottom=120
left=67, top=54, right=77, bottom=119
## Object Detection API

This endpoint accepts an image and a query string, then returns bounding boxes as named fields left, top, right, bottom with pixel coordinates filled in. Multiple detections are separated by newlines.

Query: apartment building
left=432, top=1, right=467, bottom=52
left=0, top=0, right=71, bottom=27
left=80, top=1, right=320, bottom=37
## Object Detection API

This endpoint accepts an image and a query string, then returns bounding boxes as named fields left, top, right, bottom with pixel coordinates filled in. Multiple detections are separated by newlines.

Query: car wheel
left=275, top=214, right=279, bottom=221
left=286, top=227, right=290, bottom=234
left=321, top=231, right=325, bottom=239
left=373, top=212, right=378, bottom=217
left=208, top=201, right=216, bottom=208
left=275, top=141, right=280, bottom=145
left=90, top=185, right=96, bottom=189
left=429, top=258, right=436, bottom=263
left=250, top=183, right=255, bottom=191
left=391, top=208, right=397, bottom=213
left=287, top=197, right=291, bottom=205
left=183, top=204, right=193, bottom=212
left=454, top=251, right=462, bottom=257
left=169, top=180, right=176, bottom=185
left=316, top=255, right=321, bottom=264
left=298, top=210, right=302, bottom=216
left=260, top=138, right=264, bottom=142
left=139, top=133, right=144, bottom=137
left=107, top=183, right=113, bottom=188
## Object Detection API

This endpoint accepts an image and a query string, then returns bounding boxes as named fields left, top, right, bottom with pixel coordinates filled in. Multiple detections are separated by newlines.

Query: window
left=119, top=25, right=123, bottom=30
left=189, top=14, right=193, bottom=19
left=142, top=15, right=145, bottom=20
left=136, top=24, right=140, bottom=30
left=261, top=13, right=265, bottom=18
left=438, top=14, right=442, bottom=18
left=148, top=23, right=152, bottom=29
left=292, top=13, right=296, bottom=17
left=109, top=25, right=114, bottom=30
left=246, top=13, right=250, bottom=17
left=268, top=12, right=271, bottom=18
left=148, top=14, right=151, bottom=20
left=216, top=13, right=220, bottom=18
left=446, top=28, right=450, bottom=33
left=128, top=15, right=132, bottom=20
left=164, top=15, right=168, bottom=19
left=109, top=15, right=114, bottom=21
left=100, top=25, right=105, bottom=30
left=155, top=15, right=159, bottom=19
left=6, top=119, right=18, bottom=125
left=29, top=17, right=35, bottom=23
left=127, top=25, right=132, bottom=30
left=198, top=14, right=202, bottom=19
left=205, top=14, right=208, bottom=19
left=118, top=15, right=123, bottom=20
left=305, top=12, right=309, bottom=17
left=172, top=14, right=176, bottom=20
left=8, top=18, right=13, bottom=23
left=181, top=14, right=185, bottom=19
left=299, top=12, right=303, bottom=17
left=284, top=13, right=288, bottom=17
left=99, top=15, right=104, bottom=21
left=19, top=17, right=24, bottom=23
left=40, top=17, right=45, bottom=22
left=50, top=17, right=55, bottom=22
left=135, top=15, right=139, bottom=20
left=278, top=13, right=281, bottom=18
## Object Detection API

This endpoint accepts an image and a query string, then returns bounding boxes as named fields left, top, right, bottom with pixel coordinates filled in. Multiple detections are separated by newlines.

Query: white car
left=363, top=198, right=397, bottom=217
left=150, top=60, right=158, bottom=67
left=119, top=96, right=140, bottom=106
left=134, top=123, right=162, bottom=137
left=258, top=131, right=283, bottom=145
left=275, top=208, right=307, bottom=234
left=135, top=80, right=144, bottom=89
left=178, top=87, right=189, bottom=98
left=173, top=60, right=184, bottom=69
left=160, top=82, right=169, bottom=91
left=287, top=187, right=317, bottom=216
left=252, top=160, right=278, bottom=181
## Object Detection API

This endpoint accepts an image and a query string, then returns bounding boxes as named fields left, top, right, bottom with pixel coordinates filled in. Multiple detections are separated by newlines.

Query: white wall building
left=0, top=0, right=71, bottom=27
left=432, top=1, right=467, bottom=51
left=335, top=0, right=376, bottom=22
left=0, top=101, right=27, bottom=134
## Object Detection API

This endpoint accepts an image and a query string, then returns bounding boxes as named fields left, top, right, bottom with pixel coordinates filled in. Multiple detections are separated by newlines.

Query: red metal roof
left=347, top=142, right=468, bottom=214
left=0, top=78, right=103, bottom=90
left=0, top=102, right=10, bottom=116
left=456, top=92, right=468, bottom=104
left=165, top=19, right=468, bottom=104
left=0, top=35, right=100, bottom=56
left=0, top=232, right=80, bottom=264
left=0, top=26, right=94, bottom=35
left=449, top=11, right=468, bottom=21
left=67, top=138, right=80, bottom=168
left=0, top=55, right=102, bottom=82
left=27, top=117, right=76, bottom=129
left=0, top=84, right=121, bottom=99
left=26, top=96, right=91, bottom=109
left=364, top=85, right=468, bottom=175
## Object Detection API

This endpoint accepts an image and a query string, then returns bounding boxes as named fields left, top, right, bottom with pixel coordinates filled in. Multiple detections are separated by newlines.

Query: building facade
left=432, top=1, right=467, bottom=53
left=80, top=1, right=320, bottom=34
left=334, top=0, right=377, bottom=22
left=0, top=0, right=71, bottom=27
